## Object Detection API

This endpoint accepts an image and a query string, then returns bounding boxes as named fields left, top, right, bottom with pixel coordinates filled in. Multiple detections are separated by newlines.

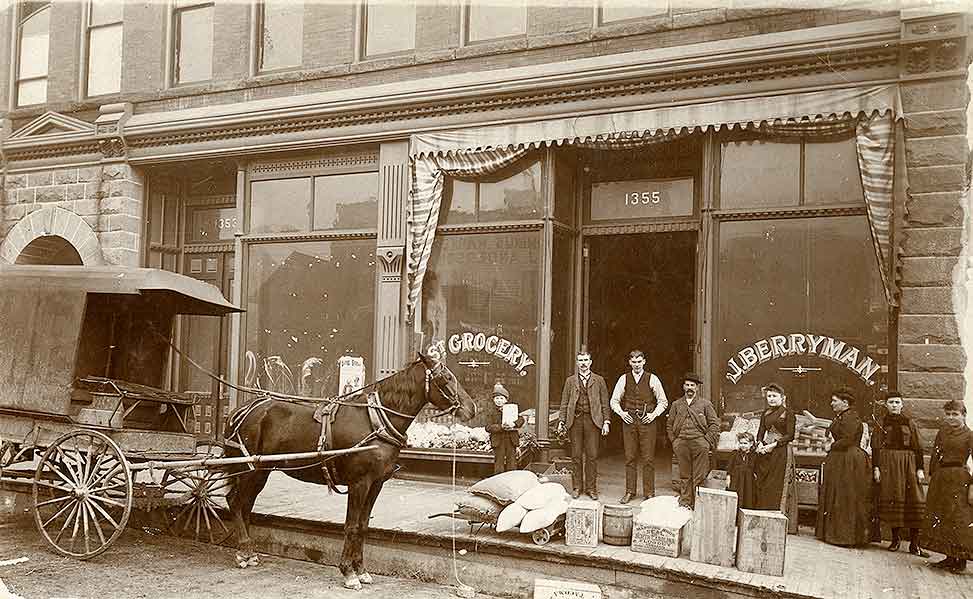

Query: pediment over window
left=9, top=112, right=96, bottom=140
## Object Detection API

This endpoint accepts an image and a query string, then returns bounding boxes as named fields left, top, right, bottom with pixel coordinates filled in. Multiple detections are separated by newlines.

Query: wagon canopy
left=0, top=265, right=242, bottom=315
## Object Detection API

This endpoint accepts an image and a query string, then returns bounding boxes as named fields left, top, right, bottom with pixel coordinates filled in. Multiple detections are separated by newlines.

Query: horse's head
left=418, top=352, right=477, bottom=421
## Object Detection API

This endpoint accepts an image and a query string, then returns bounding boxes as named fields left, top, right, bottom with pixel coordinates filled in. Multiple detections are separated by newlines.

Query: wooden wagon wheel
left=32, top=430, right=133, bottom=559
left=162, top=442, right=232, bottom=543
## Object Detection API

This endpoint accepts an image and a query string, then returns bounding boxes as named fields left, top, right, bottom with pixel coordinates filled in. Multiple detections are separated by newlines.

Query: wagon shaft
left=128, top=444, right=378, bottom=472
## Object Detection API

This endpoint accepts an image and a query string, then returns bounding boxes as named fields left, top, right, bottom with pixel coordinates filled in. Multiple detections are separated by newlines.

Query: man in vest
left=610, top=349, right=669, bottom=504
left=557, top=350, right=611, bottom=500
left=666, top=372, right=720, bottom=508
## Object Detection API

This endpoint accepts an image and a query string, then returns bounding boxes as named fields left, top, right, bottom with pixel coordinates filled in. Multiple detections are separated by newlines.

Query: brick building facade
left=0, top=2, right=969, bottom=450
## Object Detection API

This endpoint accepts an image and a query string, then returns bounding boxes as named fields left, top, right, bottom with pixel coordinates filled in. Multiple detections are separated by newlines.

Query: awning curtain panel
left=407, top=86, right=901, bottom=322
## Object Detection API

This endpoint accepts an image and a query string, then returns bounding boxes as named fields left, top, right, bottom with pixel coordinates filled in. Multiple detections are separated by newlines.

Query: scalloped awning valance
left=409, top=84, right=901, bottom=157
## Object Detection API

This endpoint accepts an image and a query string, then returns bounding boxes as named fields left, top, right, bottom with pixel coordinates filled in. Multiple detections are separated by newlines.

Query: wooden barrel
left=602, top=504, right=633, bottom=546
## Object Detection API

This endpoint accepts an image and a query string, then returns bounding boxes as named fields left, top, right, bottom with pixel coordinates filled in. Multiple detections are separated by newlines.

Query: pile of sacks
left=453, top=470, right=570, bottom=534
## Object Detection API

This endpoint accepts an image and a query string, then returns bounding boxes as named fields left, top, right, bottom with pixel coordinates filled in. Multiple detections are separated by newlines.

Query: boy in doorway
left=485, top=382, right=524, bottom=474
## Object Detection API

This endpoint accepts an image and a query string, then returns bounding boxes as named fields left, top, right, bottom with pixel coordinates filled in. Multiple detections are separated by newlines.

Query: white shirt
left=610, top=371, right=669, bottom=420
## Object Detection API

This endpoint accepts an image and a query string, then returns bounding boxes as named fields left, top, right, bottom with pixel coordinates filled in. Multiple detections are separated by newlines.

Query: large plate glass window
left=245, top=241, right=376, bottom=397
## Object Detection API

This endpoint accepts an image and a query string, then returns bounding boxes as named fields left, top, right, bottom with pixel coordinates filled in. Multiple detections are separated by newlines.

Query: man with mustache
left=666, top=373, right=719, bottom=508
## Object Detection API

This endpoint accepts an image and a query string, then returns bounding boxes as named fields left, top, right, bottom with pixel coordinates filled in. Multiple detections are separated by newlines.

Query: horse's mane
left=366, top=358, right=423, bottom=411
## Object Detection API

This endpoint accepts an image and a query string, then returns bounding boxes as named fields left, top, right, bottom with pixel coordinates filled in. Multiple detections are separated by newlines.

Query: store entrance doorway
left=584, top=231, right=697, bottom=455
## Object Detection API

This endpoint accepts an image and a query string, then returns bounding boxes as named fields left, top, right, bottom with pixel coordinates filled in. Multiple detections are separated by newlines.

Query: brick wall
left=213, top=0, right=251, bottom=80
left=898, top=74, right=970, bottom=445
left=122, top=2, right=167, bottom=93
left=1, top=164, right=145, bottom=267
left=303, top=3, right=355, bottom=69
left=47, top=1, right=83, bottom=103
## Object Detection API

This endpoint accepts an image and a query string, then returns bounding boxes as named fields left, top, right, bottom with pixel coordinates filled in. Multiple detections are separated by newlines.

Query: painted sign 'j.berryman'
left=726, top=333, right=881, bottom=385
left=426, top=330, right=535, bottom=375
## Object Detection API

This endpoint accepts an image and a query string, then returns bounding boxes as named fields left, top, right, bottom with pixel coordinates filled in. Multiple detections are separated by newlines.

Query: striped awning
left=407, top=85, right=902, bottom=322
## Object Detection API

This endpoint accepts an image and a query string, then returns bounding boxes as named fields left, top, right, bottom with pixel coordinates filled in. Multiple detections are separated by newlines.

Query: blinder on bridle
left=425, top=360, right=463, bottom=418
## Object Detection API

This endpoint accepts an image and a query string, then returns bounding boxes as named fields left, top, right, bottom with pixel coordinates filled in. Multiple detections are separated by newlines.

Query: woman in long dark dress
left=923, top=400, right=973, bottom=573
left=816, top=388, right=872, bottom=547
left=872, top=390, right=928, bottom=556
left=754, top=383, right=797, bottom=512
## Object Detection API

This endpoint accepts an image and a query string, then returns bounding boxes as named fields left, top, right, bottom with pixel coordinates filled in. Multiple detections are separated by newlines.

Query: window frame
left=170, top=0, right=215, bottom=87
left=463, top=0, right=527, bottom=45
left=361, top=0, right=416, bottom=59
left=14, top=2, right=52, bottom=108
left=82, top=0, right=124, bottom=99
left=596, top=1, right=669, bottom=27
left=255, top=0, right=304, bottom=74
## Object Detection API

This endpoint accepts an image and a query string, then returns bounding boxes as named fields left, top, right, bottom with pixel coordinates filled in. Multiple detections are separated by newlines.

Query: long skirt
left=816, top=447, right=872, bottom=546
left=755, top=445, right=788, bottom=510
left=876, top=450, right=925, bottom=529
left=923, top=466, right=973, bottom=559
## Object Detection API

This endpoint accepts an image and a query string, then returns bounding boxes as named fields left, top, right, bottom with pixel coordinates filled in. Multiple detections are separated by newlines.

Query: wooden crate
left=690, top=487, right=738, bottom=567
left=631, top=519, right=688, bottom=557
left=736, top=508, right=787, bottom=576
left=565, top=499, right=601, bottom=547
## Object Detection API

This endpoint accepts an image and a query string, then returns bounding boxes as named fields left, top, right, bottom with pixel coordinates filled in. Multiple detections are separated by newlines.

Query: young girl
left=923, top=400, right=973, bottom=573
left=484, top=382, right=525, bottom=474
left=727, top=431, right=757, bottom=509
left=872, top=390, right=927, bottom=556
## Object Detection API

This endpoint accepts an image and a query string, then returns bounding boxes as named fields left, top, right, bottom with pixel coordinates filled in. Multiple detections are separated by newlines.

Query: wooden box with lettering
left=631, top=518, right=687, bottom=557
left=736, top=508, right=787, bottom=576
left=690, top=487, right=738, bottom=567
left=565, top=499, right=601, bottom=548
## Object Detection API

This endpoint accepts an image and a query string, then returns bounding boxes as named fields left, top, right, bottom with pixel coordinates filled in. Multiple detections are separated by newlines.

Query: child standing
left=923, top=400, right=973, bottom=573
left=485, top=382, right=525, bottom=474
left=727, top=431, right=757, bottom=509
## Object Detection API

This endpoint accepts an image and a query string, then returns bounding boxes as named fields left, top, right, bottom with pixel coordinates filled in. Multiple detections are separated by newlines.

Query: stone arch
left=0, top=207, right=104, bottom=266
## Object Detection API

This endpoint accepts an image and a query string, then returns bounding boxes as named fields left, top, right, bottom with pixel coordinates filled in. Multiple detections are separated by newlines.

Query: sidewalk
left=252, top=467, right=972, bottom=599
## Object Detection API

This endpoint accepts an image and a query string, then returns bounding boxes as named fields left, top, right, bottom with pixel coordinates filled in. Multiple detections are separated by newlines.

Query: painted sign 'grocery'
left=426, top=330, right=535, bottom=375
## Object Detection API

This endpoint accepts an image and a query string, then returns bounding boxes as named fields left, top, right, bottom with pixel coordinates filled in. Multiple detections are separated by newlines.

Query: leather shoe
left=587, top=490, right=598, bottom=501
left=619, top=493, right=634, bottom=504
left=571, top=489, right=581, bottom=499
left=887, top=540, right=900, bottom=552
left=909, top=544, right=929, bottom=558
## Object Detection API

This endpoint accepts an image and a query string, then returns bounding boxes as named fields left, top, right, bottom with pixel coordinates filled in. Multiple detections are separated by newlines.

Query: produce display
left=406, top=421, right=491, bottom=451
left=717, top=411, right=837, bottom=456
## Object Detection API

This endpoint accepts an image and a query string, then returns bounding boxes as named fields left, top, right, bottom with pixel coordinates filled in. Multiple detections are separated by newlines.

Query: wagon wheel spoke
left=164, top=442, right=231, bottom=543
left=34, top=430, right=132, bottom=560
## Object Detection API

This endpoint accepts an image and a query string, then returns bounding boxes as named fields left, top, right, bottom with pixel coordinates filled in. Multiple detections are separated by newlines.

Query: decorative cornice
left=185, top=194, right=236, bottom=207
left=249, top=152, right=379, bottom=178
left=184, top=242, right=234, bottom=253
left=434, top=221, right=543, bottom=235
left=243, top=230, right=377, bottom=244
left=712, top=205, right=866, bottom=221
left=582, top=220, right=699, bottom=235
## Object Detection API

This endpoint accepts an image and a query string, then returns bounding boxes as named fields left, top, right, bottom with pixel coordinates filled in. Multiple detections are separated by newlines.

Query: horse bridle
left=425, top=361, right=464, bottom=418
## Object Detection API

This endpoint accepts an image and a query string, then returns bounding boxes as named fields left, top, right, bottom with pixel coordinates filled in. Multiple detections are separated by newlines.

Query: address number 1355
left=625, top=191, right=662, bottom=205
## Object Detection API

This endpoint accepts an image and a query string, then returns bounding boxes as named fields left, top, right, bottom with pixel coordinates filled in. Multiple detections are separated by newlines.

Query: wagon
left=0, top=265, right=373, bottom=559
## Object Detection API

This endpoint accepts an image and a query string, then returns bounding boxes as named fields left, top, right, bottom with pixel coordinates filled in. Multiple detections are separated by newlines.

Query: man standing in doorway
left=558, top=350, right=611, bottom=500
left=667, top=373, right=720, bottom=508
left=610, top=350, right=668, bottom=504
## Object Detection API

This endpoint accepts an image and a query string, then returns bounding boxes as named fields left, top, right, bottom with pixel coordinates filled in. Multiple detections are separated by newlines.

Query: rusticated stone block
left=673, top=8, right=727, bottom=29
left=101, top=246, right=139, bottom=267
left=903, top=398, right=950, bottom=429
left=905, top=192, right=965, bottom=227
left=899, top=256, right=959, bottom=287
left=15, top=189, right=35, bottom=204
left=901, top=79, right=969, bottom=113
left=899, top=372, right=966, bottom=401
left=35, top=186, right=66, bottom=203
left=64, top=183, right=86, bottom=202
left=899, top=343, right=966, bottom=372
left=28, top=171, right=53, bottom=187
left=52, top=169, right=79, bottom=185
left=899, top=314, right=960, bottom=344
left=901, top=227, right=963, bottom=257
left=78, top=166, right=102, bottom=183
left=904, top=136, right=968, bottom=168
left=906, top=165, right=967, bottom=194
left=905, top=110, right=967, bottom=138
left=98, top=230, right=138, bottom=251
left=5, top=174, right=27, bottom=190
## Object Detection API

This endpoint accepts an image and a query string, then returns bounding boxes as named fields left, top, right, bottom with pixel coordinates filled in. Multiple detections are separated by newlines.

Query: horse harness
left=222, top=360, right=462, bottom=495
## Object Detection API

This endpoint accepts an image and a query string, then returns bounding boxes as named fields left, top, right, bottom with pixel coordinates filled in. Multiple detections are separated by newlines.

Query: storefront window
left=249, top=178, right=311, bottom=234
left=441, top=159, right=542, bottom=225
left=421, top=232, right=541, bottom=427
left=717, top=216, right=887, bottom=417
left=720, top=140, right=800, bottom=209
left=244, top=240, right=375, bottom=397
left=804, top=138, right=864, bottom=206
left=312, top=172, right=378, bottom=230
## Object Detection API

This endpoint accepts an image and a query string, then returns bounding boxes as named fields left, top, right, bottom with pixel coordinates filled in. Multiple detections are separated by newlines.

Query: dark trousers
left=493, top=441, right=517, bottom=474
left=622, top=420, right=657, bottom=496
left=672, top=436, right=710, bottom=507
left=569, top=415, right=600, bottom=492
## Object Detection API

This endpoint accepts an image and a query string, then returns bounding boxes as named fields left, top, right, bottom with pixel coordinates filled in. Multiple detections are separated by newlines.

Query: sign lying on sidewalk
left=533, top=578, right=601, bottom=599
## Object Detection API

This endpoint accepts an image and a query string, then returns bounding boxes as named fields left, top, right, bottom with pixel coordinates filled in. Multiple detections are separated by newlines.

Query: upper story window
left=85, top=1, right=123, bottom=97
left=259, top=0, right=303, bottom=72
left=16, top=2, right=51, bottom=106
left=598, top=1, right=667, bottom=25
left=363, top=0, right=415, bottom=57
left=173, top=0, right=213, bottom=85
left=467, top=1, right=526, bottom=43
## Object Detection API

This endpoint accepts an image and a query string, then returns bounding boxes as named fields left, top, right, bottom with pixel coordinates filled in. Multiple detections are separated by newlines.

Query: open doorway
left=584, top=231, right=696, bottom=454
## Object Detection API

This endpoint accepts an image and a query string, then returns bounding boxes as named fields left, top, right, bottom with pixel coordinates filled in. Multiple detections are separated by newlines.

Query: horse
left=223, top=352, right=476, bottom=590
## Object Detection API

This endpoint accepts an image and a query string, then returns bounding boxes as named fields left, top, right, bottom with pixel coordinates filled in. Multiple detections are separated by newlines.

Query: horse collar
left=367, top=391, right=409, bottom=447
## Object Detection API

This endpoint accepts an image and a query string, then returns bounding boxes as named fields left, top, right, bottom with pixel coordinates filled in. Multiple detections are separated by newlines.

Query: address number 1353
left=625, top=191, right=662, bottom=205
